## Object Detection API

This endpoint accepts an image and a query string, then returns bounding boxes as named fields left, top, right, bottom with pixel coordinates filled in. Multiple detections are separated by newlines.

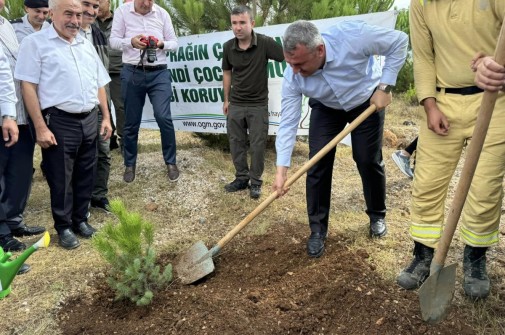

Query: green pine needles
left=92, top=199, right=173, bottom=306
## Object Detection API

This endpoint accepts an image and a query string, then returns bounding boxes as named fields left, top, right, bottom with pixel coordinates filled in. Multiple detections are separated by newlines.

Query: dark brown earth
left=58, top=222, right=475, bottom=335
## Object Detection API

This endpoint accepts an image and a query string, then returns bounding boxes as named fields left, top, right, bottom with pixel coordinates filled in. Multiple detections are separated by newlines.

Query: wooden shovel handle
left=432, top=24, right=505, bottom=267
left=216, top=104, right=377, bottom=250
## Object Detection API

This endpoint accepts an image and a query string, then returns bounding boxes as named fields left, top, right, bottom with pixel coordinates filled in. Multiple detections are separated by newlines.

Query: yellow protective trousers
left=410, top=90, right=505, bottom=248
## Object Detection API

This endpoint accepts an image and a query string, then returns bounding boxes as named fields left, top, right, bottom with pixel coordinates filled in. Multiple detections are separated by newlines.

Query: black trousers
left=0, top=125, right=35, bottom=237
left=307, top=98, right=386, bottom=234
left=42, top=107, right=98, bottom=233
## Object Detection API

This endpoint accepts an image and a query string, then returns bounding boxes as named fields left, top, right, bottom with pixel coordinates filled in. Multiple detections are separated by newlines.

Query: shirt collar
left=129, top=2, right=158, bottom=15
left=232, top=29, right=257, bottom=51
left=47, top=24, right=85, bottom=45
left=322, top=37, right=334, bottom=64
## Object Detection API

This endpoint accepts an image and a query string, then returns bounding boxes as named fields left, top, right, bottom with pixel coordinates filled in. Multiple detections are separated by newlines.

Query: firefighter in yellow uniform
left=397, top=0, right=505, bottom=299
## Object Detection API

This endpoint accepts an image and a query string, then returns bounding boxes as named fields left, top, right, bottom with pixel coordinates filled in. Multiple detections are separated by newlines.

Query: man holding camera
left=110, top=0, right=179, bottom=183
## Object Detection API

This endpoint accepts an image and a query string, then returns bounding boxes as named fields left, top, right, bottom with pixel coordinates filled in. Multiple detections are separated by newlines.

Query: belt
left=43, top=106, right=94, bottom=118
left=436, top=86, right=484, bottom=95
left=124, top=63, right=167, bottom=72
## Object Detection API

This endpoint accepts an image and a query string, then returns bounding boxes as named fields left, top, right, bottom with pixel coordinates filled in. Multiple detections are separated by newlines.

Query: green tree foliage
left=92, top=199, right=173, bottom=306
left=166, top=0, right=205, bottom=35
left=1, top=0, right=25, bottom=20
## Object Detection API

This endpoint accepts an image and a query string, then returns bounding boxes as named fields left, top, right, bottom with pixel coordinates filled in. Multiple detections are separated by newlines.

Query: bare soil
left=58, top=221, right=476, bottom=335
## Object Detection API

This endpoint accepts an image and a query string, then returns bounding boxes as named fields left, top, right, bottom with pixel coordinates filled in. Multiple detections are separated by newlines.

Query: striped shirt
left=0, top=16, right=27, bottom=125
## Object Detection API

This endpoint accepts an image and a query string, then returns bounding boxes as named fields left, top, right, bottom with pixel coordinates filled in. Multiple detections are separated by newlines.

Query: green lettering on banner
left=193, top=66, right=223, bottom=84
left=169, top=44, right=209, bottom=62
left=267, top=60, right=287, bottom=79
left=181, top=88, right=225, bottom=103
left=213, top=43, right=223, bottom=61
left=170, top=87, right=179, bottom=102
left=168, top=66, right=191, bottom=83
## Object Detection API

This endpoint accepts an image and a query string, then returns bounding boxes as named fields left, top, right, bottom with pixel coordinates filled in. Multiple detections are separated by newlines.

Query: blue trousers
left=121, top=65, right=176, bottom=167
left=307, top=98, right=386, bottom=234
left=0, top=125, right=35, bottom=236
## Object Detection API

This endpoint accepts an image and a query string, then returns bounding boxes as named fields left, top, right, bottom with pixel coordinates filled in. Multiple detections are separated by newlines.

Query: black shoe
left=123, top=166, right=135, bottom=183
left=17, top=263, right=31, bottom=275
left=370, top=217, right=387, bottom=238
left=91, top=198, right=111, bottom=213
left=0, top=235, right=26, bottom=252
left=397, top=241, right=434, bottom=290
left=11, top=225, right=46, bottom=237
left=72, top=221, right=97, bottom=239
left=224, top=179, right=249, bottom=192
left=250, top=184, right=261, bottom=199
left=58, top=229, right=80, bottom=250
left=307, top=232, right=327, bottom=258
left=167, top=164, right=180, bottom=182
left=463, top=245, right=490, bottom=299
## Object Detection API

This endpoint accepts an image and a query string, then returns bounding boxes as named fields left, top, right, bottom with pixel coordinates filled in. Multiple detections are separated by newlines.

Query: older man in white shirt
left=15, top=0, right=112, bottom=250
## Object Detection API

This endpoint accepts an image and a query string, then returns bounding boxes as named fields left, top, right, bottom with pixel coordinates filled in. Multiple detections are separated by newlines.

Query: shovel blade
left=418, top=263, right=457, bottom=324
left=175, top=241, right=215, bottom=285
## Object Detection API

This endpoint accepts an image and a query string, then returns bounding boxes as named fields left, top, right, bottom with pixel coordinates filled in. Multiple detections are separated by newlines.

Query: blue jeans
left=121, top=65, right=176, bottom=167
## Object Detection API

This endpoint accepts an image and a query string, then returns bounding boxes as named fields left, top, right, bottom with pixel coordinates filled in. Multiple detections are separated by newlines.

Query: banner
left=136, top=11, right=398, bottom=135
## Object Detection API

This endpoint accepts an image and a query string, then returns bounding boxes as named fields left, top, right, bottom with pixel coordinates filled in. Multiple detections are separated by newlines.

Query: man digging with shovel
left=397, top=0, right=505, bottom=300
left=272, top=20, right=408, bottom=258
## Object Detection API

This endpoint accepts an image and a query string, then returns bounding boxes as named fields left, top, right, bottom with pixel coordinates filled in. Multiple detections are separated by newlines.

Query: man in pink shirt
left=110, top=0, right=179, bottom=183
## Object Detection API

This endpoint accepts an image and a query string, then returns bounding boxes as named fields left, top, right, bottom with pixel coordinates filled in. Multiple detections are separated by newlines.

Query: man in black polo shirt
left=222, top=5, right=284, bottom=199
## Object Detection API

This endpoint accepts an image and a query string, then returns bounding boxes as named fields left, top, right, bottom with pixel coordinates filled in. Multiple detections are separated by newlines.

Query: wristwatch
left=2, top=115, right=16, bottom=121
left=377, top=84, right=392, bottom=93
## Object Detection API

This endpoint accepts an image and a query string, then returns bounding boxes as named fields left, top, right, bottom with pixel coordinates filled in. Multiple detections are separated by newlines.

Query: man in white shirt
left=110, top=0, right=179, bottom=183
left=15, top=0, right=112, bottom=250
left=10, top=0, right=50, bottom=43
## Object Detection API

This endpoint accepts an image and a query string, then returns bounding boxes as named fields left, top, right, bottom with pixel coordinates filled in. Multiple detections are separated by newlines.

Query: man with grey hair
left=15, top=0, right=112, bottom=250
left=272, top=20, right=408, bottom=258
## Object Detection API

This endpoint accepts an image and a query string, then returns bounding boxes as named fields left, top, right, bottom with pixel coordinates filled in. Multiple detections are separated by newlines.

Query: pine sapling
left=92, top=199, right=172, bottom=306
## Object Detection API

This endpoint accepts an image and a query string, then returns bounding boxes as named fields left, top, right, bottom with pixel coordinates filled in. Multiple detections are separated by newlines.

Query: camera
left=140, top=35, right=159, bottom=63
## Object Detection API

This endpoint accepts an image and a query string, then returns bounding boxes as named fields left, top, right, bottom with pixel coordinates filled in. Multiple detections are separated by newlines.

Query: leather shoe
left=58, top=229, right=80, bottom=250
left=11, top=225, right=46, bottom=237
left=72, top=221, right=97, bottom=238
left=123, top=166, right=136, bottom=183
left=370, top=217, right=387, bottom=238
left=307, top=231, right=327, bottom=258
left=167, top=164, right=179, bottom=182
left=0, top=235, right=26, bottom=252
left=17, top=263, right=31, bottom=275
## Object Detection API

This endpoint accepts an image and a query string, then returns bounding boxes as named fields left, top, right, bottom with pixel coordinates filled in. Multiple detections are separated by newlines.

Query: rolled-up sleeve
left=162, top=11, right=178, bottom=51
left=110, top=6, right=129, bottom=51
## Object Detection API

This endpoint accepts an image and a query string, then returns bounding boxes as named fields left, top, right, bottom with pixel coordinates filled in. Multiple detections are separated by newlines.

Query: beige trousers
left=410, top=90, right=505, bottom=248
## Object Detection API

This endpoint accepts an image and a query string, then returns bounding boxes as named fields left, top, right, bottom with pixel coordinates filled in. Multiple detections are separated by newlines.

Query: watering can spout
left=0, top=232, right=50, bottom=299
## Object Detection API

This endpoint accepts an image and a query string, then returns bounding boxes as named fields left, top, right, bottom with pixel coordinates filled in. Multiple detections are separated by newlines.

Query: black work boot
left=224, top=179, right=249, bottom=192
left=397, top=241, right=434, bottom=290
left=463, top=245, right=490, bottom=299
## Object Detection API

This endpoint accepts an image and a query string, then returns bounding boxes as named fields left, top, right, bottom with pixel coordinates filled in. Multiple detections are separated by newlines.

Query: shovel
left=418, top=23, right=505, bottom=324
left=175, top=104, right=377, bottom=284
